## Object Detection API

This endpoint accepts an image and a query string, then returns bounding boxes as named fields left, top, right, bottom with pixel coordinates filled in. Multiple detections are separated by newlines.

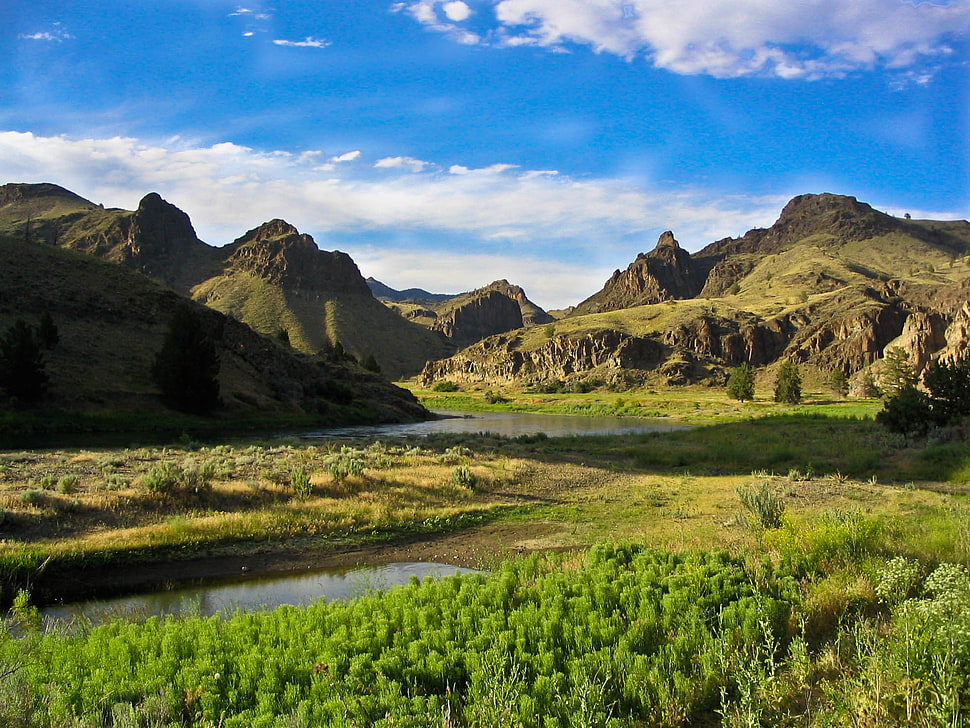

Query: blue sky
left=2, top=0, right=968, bottom=308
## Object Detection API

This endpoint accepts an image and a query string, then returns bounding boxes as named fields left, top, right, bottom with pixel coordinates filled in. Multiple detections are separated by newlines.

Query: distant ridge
left=366, top=277, right=454, bottom=303
left=423, top=193, right=970, bottom=389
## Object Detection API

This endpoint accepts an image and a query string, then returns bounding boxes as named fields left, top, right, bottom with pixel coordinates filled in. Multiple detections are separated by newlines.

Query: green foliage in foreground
left=4, top=548, right=795, bottom=728
left=4, top=538, right=970, bottom=727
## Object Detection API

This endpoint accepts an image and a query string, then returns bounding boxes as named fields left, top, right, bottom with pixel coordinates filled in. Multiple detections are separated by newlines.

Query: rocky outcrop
left=222, top=220, right=371, bottom=296
left=482, top=280, right=554, bottom=326
left=573, top=232, right=703, bottom=315
left=431, top=290, right=524, bottom=348
left=421, top=330, right=663, bottom=385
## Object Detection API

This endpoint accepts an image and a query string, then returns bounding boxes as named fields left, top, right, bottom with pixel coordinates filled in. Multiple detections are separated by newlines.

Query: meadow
left=1, top=388, right=969, bottom=727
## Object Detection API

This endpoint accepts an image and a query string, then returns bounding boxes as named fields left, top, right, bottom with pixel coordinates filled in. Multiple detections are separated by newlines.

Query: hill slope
left=423, top=194, right=970, bottom=389
left=0, top=232, right=426, bottom=424
left=0, top=183, right=451, bottom=379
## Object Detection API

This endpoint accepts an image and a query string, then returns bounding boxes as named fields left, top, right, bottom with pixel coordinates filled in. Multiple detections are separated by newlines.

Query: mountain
left=422, top=194, right=970, bottom=389
left=190, top=220, right=452, bottom=379
left=375, top=278, right=554, bottom=346
left=0, top=231, right=426, bottom=423
left=0, top=184, right=452, bottom=379
left=572, top=231, right=704, bottom=315
left=366, top=278, right=454, bottom=304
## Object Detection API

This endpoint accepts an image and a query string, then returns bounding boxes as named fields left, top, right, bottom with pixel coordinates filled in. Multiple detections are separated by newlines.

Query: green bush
left=290, top=466, right=312, bottom=499
left=326, top=450, right=365, bottom=482
left=19, top=488, right=45, bottom=506
left=137, top=462, right=183, bottom=495
left=736, top=480, right=785, bottom=529
left=452, top=465, right=478, bottom=488
left=56, top=474, right=80, bottom=494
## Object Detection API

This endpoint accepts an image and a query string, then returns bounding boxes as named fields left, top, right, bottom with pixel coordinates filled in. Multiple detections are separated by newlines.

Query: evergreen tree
left=773, top=360, right=802, bottom=404
left=0, top=319, right=48, bottom=404
left=880, top=347, right=917, bottom=398
left=876, top=384, right=934, bottom=440
left=726, top=363, right=755, bottom=402
left=828, top=368, right=849, bottom=398
left=860, top=371, right=882, bottom=398
left=152, top=307, right=220, bottom=415
left=923, top=357, right=970, bottom=425
left=37, top=312, right=59, bottom=350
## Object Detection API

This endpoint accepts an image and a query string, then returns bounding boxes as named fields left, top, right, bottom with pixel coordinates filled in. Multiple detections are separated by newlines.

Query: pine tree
left=726, top=363, right=755, bottom=402
left=880, top=347, right=917, bottom=398
left=152, top=307, right=220, bottom=415
left=828, top=368, right=849, bottom=398
left=0, top=319, right=48, bottom=404
left=774, top=360, right=802, bottom=404
left=924, top=357, right=970, bottom=425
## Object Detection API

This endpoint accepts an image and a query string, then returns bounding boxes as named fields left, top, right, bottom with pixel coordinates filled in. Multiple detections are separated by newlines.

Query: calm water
left=42, top=562, right=477, bottom=629
left=299, top=410, right=686, bottom=440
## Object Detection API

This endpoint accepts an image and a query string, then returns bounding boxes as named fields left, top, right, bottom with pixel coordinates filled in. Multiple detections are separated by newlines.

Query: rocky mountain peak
left=654, top=230, right=680, bottom=250
left=572, top=230, right=703, bottom=316
left=224, top=220, right=369, bottom=294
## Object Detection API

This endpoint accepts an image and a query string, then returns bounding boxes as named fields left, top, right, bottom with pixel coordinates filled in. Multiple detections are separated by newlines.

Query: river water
left=298, top=409, right=686, bottom=440
left=42, top=562, right=477, bottom=628
left=40, top=411, right=682, bottom=628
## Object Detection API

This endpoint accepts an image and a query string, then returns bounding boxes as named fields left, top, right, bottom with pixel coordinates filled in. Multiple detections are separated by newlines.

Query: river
left=298, top=409, right=686, bottom=440
left=42, top=562, right=478, bottom=629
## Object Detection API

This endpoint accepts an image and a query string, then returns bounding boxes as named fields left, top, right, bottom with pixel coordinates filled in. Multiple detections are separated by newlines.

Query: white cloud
left=375, top=156, right=430, bottom=172
left=395, top=0, right=482, bottom=44
left=353, top=249, right=609, bottom=309
left=272, top=36, right=331, bottom=49
left=18, top=24, right=73, bottom=42
left=399, top=0, right=970, bottom=79
left=442, top=1, right=472, bottom=22
left=331, top=150, right=362, bottom=163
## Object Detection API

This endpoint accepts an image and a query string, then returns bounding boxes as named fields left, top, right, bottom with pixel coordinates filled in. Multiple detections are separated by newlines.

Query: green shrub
left=290, top=467, right=312, bottom=499
left=138, top=462, right=182, bottom=495
left=326, top=450, right=365, bottom=482
left=56, top=474, right=80, bottom=494
left=736, top=480, right=785, bottom=529
left=452, top=465, right=478, bottom=488
left=19, top=488, right=45, bottom=506
left=36, top=473, right=57, bottom=489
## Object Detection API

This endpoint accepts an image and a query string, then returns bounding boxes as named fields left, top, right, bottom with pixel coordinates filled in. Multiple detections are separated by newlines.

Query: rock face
left=222, top=220, right=371, bottom=295
left=422, top=330, right=663, bottom=385
left=481, top=280, right=554, bottom=326
left=430, top=289, right=524, bottom=348
left=573, top=232, right=704, bottom=315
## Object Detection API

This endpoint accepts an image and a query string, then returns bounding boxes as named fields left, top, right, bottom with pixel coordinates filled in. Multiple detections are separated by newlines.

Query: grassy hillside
left=0, top=233, right=427, bottom=437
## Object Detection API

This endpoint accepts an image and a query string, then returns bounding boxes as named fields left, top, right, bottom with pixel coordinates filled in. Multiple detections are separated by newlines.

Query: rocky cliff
left=573, top=232, right=704, bottom=315
left=430, top=289, right=524, bottom=348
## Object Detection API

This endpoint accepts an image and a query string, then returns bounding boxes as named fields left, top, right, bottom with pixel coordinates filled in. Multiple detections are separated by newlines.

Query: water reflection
left=43, top=562, right=476, bottom=628
left=300, top=410, right=686, bottom=440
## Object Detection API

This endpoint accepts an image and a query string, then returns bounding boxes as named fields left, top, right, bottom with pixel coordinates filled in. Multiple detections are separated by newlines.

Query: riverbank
left=2, top=414, right=967, bottom=607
